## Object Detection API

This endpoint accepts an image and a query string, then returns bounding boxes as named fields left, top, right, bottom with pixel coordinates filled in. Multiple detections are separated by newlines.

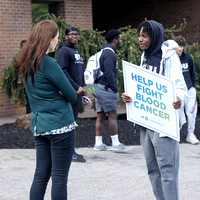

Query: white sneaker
left=111, top=143, right=132, bottom=153
left=93, top=143, right=111, bottom=151
left=186, top=134, right=199, bottom=145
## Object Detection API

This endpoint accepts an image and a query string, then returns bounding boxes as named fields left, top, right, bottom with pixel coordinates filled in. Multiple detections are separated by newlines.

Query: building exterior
left=0, top=0, right=93, bottom=117
left=0, top=0, right=199, bottom=117
left=93, top=0, right=200, bottom=44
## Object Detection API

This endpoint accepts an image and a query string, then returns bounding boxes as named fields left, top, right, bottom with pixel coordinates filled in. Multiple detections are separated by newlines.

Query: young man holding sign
left=122, top=20, right=187, bottom=200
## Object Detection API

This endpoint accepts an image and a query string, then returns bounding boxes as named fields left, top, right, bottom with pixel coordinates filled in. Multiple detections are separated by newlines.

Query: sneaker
left=111, top=143, right=132, bottom=153
left=186, top=134, right=199, bottom=145
left=72, top=152, right=86, bottom=162
left=93, top=143, right=111, bottom=151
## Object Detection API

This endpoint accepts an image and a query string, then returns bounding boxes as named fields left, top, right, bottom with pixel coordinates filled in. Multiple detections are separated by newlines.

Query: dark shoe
left=72, top=152, right=86, bottom=162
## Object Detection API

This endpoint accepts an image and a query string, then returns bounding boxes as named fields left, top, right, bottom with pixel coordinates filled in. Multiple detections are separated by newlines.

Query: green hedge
left=2, top=14, right=200, bottom=109
left=186, top=44, right=200, bottom=106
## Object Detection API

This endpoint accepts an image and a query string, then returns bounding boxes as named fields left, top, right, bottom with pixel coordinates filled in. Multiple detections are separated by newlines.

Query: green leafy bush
left=1, top=54, right=26, bottom=105
left=186, top=44, right=200, bottom=106
left=116, top=26, right=142, bottom=102
left=1, top=14, right=106, bottom=108
left=2, top=14, right=199, bottom=110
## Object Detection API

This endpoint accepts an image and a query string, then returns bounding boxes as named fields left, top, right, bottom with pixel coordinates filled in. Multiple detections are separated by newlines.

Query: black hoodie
left=97, top=43, right=118, bottom=93
left=142, top=20, right=164, bottom=74
left=56, top=41, right=84, bottom=91
left=180, top=51, right=196, bottom=89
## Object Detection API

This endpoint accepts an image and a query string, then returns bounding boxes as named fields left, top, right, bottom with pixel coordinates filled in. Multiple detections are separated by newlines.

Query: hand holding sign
left=121, top=93, right=132, bottom=103
left=123, top=60, right=179, bottom=141
left=173, top=98, right=181, bottom=109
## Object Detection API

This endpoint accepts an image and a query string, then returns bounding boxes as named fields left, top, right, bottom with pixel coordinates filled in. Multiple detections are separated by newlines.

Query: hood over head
left=161, top=39, right=179, bottom=59
left=142, top=20, right=164, bottom=73
left=145, top=20, right=164, bottom=56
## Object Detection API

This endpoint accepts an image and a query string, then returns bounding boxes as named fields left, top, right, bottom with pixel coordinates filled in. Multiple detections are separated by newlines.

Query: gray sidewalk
left=0, top=109, right=200, bottom=199
left=0, top=144, right=200, bottom=200
left=0, top=116, right=18, bottom=126
left=0, top=106, right=126, bottom=126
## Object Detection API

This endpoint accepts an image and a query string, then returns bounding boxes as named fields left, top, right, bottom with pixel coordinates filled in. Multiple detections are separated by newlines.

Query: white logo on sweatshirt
left=74, top=53, right=83, bottom=64
left=142, top=64, right=157, bottom=73
left=74, top=54, right=81, bottom=60
left=182, top=63, right=188, bottom=70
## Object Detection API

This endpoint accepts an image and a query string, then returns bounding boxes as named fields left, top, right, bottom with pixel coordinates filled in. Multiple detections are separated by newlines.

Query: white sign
left=123, top=60, right=179, bottom=141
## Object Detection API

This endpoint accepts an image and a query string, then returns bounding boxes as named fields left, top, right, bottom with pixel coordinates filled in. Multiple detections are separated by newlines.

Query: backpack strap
left=102, top=47, right=115, bottom=54
left=97, top=47, right=115, bottom=69
left=94, top=47, right=115, bottom=81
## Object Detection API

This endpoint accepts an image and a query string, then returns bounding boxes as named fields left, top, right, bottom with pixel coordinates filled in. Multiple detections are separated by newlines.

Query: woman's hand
left=121, top=93, right=132, bottom=103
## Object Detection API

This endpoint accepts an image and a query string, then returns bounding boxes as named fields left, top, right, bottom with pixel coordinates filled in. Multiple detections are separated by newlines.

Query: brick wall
left=0, top=0, right=93, bottom=117
left=138, top=0, right=200, bottom=43
left=0, top=0, right=32, bottom=117
left=58, top=0, right=93, bottom=29
left=93, top=0, right=200, bottom=44
left=2, top=0, right=197, bottom=117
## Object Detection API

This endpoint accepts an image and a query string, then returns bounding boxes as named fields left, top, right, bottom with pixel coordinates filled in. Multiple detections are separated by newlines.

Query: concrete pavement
left=0, top=116, right=18, bottom=126
left=0, top=108, right=200, bottom=199
left=0, top=144, right=200, bottom=200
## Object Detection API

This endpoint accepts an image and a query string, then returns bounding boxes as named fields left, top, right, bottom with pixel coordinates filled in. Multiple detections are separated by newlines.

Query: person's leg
left=151, top=131, right=179, bottom=200
left=51, top=130, right=76, bottom=200
left=108, top=110, right=120, bottom=146
left=108, top=110, right=118, bottom=136
left=30, top=136, right=51, bottom=200
left=96, top=111, right=106, bottom=137
left=107, top=109, right=131, bottom=152
left=185, top=87, right=199, bottom=144
left=94, top=111, right=110, bottom=150
left=140, top=128, right=165, bottom=200
left=71, top=96, right=86, bottom=162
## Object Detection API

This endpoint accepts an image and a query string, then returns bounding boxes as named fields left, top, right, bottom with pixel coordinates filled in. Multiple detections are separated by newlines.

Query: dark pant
left=71, top=96, right=81, bottom=155
left=30, top=130, right=76, bottom=200
left=71, top=95, right=81, bottom=120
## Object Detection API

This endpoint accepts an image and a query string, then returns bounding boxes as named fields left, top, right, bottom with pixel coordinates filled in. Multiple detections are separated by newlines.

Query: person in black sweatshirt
left=174, top=35, right=199, bottom=144
left=57, top=27, right=86, bottom=162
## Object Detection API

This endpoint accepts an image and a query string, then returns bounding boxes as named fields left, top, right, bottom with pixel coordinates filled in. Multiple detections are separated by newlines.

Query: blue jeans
left=30, top=130, right=75, bottom=200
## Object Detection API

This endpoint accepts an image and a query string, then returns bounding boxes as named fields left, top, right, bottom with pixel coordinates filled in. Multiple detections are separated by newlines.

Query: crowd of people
left=17, top=19, right=199, bottom=200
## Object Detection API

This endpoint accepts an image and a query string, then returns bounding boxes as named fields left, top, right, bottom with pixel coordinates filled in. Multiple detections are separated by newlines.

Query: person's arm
left=189, top=55, right=196, bottom=88
left=101, top=51, right=118, bottom=93
left=43, top=58, right=77, bottom=102
left=56, top=47, right=80, bottom=91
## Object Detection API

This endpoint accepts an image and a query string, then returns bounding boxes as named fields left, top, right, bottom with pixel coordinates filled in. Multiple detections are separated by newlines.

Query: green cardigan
left=25, top=54, right=77, bottom=135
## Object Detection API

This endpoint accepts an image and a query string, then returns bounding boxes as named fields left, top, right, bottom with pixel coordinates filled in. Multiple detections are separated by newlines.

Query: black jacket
left=180, top=51, right=196, bottom=90
left=97, top=43, right=118, bottom=93
left=56, top=41, right=84, bottom=91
